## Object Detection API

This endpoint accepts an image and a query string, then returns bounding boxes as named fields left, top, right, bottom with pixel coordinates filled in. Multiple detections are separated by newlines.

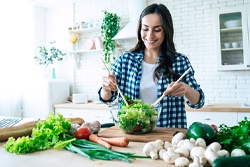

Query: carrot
left=89, top=134, right=112, bottom=149
left=100, top=137, right=129, bottom=147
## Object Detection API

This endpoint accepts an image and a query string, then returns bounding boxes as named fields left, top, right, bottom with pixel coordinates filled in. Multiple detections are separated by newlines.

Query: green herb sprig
left=217, top=117, right=250, bottom=154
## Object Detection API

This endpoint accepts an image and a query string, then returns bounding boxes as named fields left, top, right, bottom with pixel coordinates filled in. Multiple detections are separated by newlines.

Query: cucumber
left=213, top=155, right=250, bottom=167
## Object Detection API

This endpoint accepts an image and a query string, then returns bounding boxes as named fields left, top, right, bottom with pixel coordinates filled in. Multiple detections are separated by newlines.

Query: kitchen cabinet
left=186, top=111, right=238, bottom=127
left=215, top=6, right=250, bottom=71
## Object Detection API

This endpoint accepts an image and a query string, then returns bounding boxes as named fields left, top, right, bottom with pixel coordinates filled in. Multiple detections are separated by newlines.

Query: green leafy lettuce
left=118, top=96, right=158, bottom=133
left=4, top=113, right=71, bottom=154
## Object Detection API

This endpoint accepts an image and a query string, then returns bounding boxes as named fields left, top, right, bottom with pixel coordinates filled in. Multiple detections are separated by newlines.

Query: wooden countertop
left=0, top=141, right=175, bottom=167
left=54, top=102, right=250, bottom=112
left=186, top=103, right=250, bottom=112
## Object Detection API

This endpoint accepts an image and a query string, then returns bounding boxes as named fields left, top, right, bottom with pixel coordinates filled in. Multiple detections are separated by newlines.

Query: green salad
left=117, top=96, right=158, bottom=134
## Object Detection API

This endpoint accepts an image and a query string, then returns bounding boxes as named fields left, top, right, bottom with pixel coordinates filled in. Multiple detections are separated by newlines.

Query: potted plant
left=34, top=41, right=66, bottom=67
left=101, top=11, right=121, bottom=67
left=34, top=41, right=66, bottom=78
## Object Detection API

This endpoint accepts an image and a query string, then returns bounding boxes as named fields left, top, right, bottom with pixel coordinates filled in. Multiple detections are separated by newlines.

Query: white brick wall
left=70, top=0, right=250, bottom=103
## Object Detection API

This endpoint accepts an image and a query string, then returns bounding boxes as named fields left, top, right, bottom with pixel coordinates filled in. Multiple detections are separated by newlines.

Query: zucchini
left=213, top=155, right=250, bottom=167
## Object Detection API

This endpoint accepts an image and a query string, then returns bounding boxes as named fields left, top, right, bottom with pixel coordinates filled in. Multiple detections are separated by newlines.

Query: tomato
left=133, top=125, right=141, bottom=131
left=210, top=124, right=219, bottom=134
left=75, top=127, right=91, bottom=140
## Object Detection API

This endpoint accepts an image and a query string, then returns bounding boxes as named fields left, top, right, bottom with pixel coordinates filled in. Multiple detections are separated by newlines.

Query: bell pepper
left=187, top=122, right=217, bottom=145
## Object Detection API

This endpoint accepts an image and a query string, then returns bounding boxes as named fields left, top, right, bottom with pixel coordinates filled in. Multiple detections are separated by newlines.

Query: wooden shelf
left=69, top=27, right=101, bottom=33
left=221, top=47, right=243, bottom=51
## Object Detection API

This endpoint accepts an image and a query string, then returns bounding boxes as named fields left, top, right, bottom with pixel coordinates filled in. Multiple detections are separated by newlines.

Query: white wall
left=43, top=0, right=250, bottom=104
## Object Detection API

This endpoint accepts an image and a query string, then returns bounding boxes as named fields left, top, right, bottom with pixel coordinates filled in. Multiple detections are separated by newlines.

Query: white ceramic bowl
left=224, top=20, right=242, bottom=28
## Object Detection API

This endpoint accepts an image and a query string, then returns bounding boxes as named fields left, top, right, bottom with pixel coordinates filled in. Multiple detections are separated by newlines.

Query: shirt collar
left=134, top=50, right=164, bottom=63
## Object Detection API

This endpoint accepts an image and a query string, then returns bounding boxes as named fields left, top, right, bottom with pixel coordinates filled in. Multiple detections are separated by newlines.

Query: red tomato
left=75, top=127, right=91, bottom=139
left=133, top=125, right=141, bottom=131
left=210, top=124, right=218, bottom=134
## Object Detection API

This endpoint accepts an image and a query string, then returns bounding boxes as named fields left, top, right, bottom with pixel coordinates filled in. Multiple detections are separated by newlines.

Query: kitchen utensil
left=153, top=67, right=192, bottom=107
left=101, top=58, right=129, bottom=106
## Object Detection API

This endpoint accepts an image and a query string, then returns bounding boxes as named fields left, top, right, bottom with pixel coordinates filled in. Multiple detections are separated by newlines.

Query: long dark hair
left=131, top=3, right=180, bottom=81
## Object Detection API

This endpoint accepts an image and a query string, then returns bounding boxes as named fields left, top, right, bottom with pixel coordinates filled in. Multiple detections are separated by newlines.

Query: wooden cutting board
left=98, top=126, right=187, bottom=142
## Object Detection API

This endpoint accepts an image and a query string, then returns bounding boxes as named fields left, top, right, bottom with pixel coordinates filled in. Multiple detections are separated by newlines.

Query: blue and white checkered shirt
left=98, top=51, right=205, bottom=128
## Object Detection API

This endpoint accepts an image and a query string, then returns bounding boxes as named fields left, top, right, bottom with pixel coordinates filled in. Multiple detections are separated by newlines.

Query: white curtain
left=0, top=0, right=35, bottom=116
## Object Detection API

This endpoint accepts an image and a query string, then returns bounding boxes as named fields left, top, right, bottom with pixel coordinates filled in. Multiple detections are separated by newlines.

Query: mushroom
left=149, top=148, right=158, bottom=160
left=164, top=141, right=173, bottom=149
left=195, top=138, right=206, bottom=148
left=231, top=148, right=246, bottom=157
left=204, top=147, right=218, bottom=166
left=159, top=148, right=167, bottom=159
left=175, top=157, right=189, bottom=167
left=207, top=142, right=221, bottom=152
left=172, top=132, right=186, bottom=145
left=189, top=156, right=203, bottom=167
left=143, top=140, right=164, bottom=159
left=177, top=140, right=185, bottom=148
left=217, top=149, right=229, bottom=157
left=162, top=147, right=180, bottom=163
left=183, top=139, right=196, bottom=151
left=175, top=146, right=190, bottom=158
left=190, top=146, right=207, bottom=165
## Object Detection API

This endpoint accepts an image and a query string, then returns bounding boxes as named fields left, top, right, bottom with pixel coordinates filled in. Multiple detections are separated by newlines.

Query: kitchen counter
left=186, top=103, right=250, bottom=112
left=0, top=141, right=174, bottom=167
left=54, top=102, right=250, bottom=112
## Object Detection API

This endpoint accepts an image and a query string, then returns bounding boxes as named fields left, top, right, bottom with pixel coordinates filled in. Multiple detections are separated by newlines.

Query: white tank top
left=139, top=61, right=158, bottom=104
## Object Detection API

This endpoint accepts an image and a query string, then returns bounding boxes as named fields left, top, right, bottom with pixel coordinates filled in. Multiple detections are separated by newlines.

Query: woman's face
left=141, top=13, right=164, bottom=51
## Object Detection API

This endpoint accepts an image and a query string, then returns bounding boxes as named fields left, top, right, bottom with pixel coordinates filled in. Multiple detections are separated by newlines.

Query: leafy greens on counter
left=4, top=113, right=71, bottom=154
left=217, top=117, right=250, bottom=154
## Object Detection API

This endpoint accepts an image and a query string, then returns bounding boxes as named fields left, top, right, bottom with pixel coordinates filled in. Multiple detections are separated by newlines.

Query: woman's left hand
left=163, top=82, right=187, bottom=97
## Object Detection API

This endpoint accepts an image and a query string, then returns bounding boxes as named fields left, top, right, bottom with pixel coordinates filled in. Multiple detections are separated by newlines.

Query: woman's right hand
left=101, top=74, right=117, bottom=101
left=102, top=73, right=117, bottom=92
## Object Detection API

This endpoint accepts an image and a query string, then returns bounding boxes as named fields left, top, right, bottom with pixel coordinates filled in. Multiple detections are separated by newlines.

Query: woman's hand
left=163, top=81, right=200, bottom=104
left=163, top=82, right=188, bottom=97
left=102, top=73, right=117, bottom=92
left=100, top=73, right=117, bottom=101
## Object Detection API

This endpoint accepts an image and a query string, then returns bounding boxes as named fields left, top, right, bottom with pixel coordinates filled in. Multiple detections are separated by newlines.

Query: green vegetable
left=217, top=117, right=250, bottom=154
left=57, top=138, right=149, bottom=163
left=213, top=155, right=250, bottom=167
left=118, top=96, right=158, bottom=133
left=187, top=122, right=217, bottom=145
left=4, top=113, right=71, bottom=154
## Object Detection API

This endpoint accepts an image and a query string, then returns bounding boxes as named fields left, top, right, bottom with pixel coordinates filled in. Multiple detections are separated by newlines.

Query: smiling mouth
left=146, top=39, right=157, bottom=44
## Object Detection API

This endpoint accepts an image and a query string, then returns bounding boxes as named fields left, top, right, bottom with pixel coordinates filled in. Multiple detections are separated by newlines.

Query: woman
left=98, top=3, right=205, bottom=128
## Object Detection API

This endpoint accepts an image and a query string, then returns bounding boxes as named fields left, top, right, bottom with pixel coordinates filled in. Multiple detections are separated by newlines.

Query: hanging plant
left=34, top=41, right=66, bottom=67
left=101, top=10, right=120, bottom=67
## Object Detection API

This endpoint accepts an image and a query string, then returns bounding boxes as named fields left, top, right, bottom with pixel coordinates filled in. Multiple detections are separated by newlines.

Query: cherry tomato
left=133, top=125, right=141, bottom=131
left=128, top=101, right=133, bottom=105
left=75, top=127, right=91, bottom=139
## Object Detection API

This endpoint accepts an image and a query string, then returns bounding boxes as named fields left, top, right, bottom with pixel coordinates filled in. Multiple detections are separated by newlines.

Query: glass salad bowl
left=109, top=102, right=162, bottom=134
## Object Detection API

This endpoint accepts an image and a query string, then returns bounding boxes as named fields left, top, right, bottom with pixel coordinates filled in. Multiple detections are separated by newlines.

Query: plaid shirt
left=98, top=51, right=205, bottom=128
